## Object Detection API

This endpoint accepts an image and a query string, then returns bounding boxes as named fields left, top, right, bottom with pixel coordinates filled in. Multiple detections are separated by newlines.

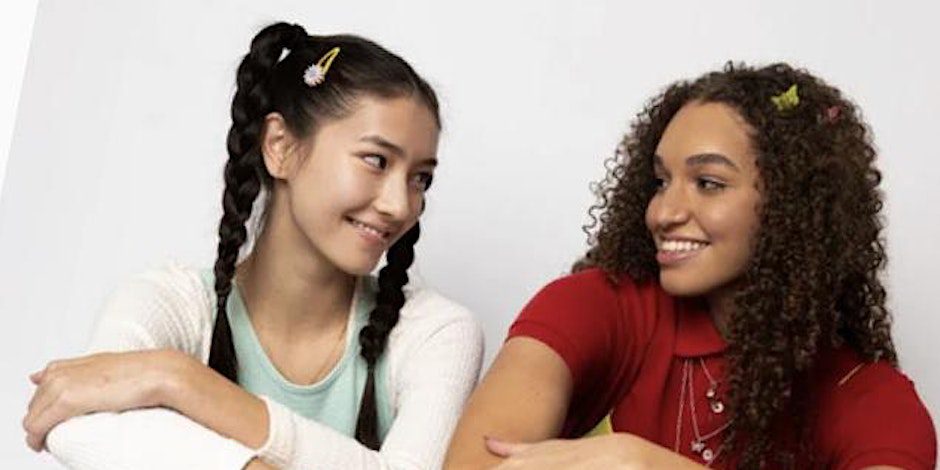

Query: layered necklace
left=674, top=358, right=733, bottom=467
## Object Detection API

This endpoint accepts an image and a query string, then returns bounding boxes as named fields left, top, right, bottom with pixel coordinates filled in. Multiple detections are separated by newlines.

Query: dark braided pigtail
left=208, top=20, right=439, bottom=449
left=208, top=23, right=309, bottom=381
left=354, top=223, right=421, bottom=449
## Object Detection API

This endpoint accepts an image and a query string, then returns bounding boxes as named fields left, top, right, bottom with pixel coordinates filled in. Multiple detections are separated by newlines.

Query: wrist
left=152, top=349, right=197, bottom=409
left=609, top=433, right=637, bottom=467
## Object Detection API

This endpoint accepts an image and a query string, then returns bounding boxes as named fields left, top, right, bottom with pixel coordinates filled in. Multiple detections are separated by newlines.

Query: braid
left=354, top=223, right=420, bottom=449
left=208, top=23, right=309, bottom=382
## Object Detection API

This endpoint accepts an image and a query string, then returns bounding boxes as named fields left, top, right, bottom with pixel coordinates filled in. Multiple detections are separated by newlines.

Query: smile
left=347, top=217, right=391, bottom=243
left=656, top=239, right=709, bottom=265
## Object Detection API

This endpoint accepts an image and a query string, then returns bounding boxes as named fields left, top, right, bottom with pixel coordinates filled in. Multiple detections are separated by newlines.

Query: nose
left=373, top=174, right=413, bottom=222
left=650, top=184, right=691, bottom=230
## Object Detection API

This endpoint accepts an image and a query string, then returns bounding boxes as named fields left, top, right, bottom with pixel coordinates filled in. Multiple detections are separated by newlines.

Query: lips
left=656, top=238, right=709, bottom=266
left=346, top=217, right=393, bottom=245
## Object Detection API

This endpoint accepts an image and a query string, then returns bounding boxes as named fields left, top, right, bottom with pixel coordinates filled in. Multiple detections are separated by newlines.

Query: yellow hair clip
left=303, top=47, right=341, bottom=87
left=771, top=84, right=800, bottom=112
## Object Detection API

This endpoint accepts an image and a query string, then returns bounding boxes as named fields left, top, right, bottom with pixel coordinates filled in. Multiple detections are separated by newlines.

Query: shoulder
left=89, top=261, right=216, bottom=354
left=815, top=348, right=928, bottom=407
left=515, top=268, right=669, bottom=330
left=814, top=348, right=937, bottom=468
left=394, top=283, right=481, bottom=341
left=384, top=283, right=484, bottom=387
left=532, top=268, right=665, bottom=307
left=118, top=261, right=212, bottom=303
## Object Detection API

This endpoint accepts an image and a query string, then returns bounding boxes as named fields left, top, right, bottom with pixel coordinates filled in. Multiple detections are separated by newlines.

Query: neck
left=235, top=198, right=356, bottom=334
left=706, top=286, right=737, bottom=340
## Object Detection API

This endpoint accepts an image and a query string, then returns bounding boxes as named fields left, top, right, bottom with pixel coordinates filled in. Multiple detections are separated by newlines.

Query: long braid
left=208, top=21, right=439, bottom=451
left=208, top=23, right=308, bottom=382
left=354, top=223, right=421, bottom=449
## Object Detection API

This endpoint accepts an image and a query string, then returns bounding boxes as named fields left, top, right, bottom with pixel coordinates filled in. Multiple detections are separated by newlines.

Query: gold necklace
left=307, top=315, right=349, bottom=383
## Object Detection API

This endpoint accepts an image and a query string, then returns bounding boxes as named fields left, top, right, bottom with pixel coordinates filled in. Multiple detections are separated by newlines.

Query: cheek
left=702, top=195, right=761, bottom=264
left=310, top=163, right=373, bottom=207
left=644, top=197, right=659, bottom=233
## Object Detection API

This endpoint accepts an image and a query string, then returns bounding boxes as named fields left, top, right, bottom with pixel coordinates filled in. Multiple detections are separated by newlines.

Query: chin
left=330, top=252, right=384, bottom=277
left=343, top=260, right=382, bottom=276
left=658, top=271, right=716, bottom=298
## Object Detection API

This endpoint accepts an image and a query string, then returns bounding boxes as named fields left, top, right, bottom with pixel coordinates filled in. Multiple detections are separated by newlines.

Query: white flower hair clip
left=303, top=47, right=341, bottom=87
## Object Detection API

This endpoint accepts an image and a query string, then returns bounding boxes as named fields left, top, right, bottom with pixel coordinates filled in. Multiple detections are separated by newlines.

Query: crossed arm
left=442, top=337, right=907, bottom=470
left=443, top=337, right=710, bottom=470
left=22, top=269, right=483, bottom=470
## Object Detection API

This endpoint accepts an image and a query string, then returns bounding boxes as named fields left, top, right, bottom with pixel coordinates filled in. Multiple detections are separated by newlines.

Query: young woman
left=445, top=63, right=935, bottom=469
left=23, top=22, right=482, bottom=469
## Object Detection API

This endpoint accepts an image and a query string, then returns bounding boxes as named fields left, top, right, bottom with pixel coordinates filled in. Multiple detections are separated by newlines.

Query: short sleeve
left=825, top=363, right=937, bottom=470
left=507, top=269, right=653, bottom=436
left=508, top=269, right=622, bottom=388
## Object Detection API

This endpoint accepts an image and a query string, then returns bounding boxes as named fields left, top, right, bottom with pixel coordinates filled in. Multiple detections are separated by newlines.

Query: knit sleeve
left=45, top=263, right=256, bottom=469
left=46, top=409, right=255, bottom=469
left=85, top=262, right=213, bottom=355
left=253, top=292, right=484, bottom=470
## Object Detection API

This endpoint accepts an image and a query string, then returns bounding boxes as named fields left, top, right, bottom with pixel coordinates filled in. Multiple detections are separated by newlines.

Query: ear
left=260, top=112, right=299, bottom=179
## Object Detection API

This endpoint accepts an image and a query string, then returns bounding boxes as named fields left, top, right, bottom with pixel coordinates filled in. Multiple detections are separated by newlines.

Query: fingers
left=23, top=378, right=71, bottom=452
left=485, top=436, right=531, bottom=457
left=23, top=355, right=102, bottom=452
left=25, top=431, right=43, bottom=452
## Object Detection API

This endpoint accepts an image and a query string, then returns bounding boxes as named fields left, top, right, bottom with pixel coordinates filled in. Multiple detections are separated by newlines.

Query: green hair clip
left=771, top=84, right=800, bottom=112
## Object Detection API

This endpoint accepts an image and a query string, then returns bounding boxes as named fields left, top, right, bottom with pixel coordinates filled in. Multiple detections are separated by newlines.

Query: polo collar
left=674, top=297, right=728, bottom=357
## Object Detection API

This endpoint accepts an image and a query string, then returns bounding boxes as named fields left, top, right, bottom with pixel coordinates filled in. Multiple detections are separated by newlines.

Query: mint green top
left=200, top=271, right=394, bottom=441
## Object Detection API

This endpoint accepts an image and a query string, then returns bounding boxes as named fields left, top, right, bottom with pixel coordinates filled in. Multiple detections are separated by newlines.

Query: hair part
left=209, top=22, right=439, bottom=449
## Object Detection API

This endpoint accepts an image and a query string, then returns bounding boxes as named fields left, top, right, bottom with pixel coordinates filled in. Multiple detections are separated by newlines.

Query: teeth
left=661, top=240, right=707, bottom=252
left=351, top=220, right=386, bottom=239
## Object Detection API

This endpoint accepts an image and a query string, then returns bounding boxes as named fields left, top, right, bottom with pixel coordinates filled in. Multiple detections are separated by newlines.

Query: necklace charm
left=676, top=359, right=731, bottom=467
left=702, top=448, right=715, bottom=463
left=709, top=399, right=725, bottom=414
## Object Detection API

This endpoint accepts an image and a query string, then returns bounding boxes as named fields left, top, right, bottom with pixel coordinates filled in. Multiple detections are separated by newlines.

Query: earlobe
left=260, top=112, right=296, bottom=179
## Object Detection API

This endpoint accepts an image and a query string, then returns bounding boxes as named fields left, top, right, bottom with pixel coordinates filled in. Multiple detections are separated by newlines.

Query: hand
left=23, top=350, right=183, bottom=451
left=485, top=433, right=707, bottom=470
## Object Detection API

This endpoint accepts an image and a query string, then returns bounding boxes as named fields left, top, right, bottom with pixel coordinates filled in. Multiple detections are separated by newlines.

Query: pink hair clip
left=303, top=47, right=341, bottom=87
left=825, top=105, right=841, bottom=123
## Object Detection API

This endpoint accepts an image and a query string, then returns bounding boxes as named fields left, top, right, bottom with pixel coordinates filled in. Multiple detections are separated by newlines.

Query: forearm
left=46, top=408, right=257, bottom=470
left=611, top=433, right=710, bottom=470
left=159, top=350, right=269, bottom=449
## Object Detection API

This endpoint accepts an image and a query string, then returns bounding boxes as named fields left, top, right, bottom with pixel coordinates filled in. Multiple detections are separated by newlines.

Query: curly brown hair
left=575, top=62, right=897, bottom=467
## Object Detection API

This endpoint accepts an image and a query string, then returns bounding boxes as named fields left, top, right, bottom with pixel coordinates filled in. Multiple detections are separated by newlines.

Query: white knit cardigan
left=46, top=263, right=484, bottom=470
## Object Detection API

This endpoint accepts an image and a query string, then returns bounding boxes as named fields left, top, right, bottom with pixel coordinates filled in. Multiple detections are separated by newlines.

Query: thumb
left=29, top=370, right=43, bottom=384
left=485, top=436, right=531, bottom=457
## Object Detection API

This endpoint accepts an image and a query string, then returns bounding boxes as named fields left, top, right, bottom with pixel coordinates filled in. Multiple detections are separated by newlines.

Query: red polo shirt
left=507, top=268, right=936, bottom=469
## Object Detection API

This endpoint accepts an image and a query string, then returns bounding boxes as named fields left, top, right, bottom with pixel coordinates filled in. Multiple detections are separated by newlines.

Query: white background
left=2, top=1, right=938, bottom=467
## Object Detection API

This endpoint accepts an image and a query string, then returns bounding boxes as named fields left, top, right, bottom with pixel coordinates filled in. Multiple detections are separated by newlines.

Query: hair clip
left=303, top=47, right=341, bottom=87
left=825, top=105, right=841, bottom=123
left=771, top=84, right=800, bottom=112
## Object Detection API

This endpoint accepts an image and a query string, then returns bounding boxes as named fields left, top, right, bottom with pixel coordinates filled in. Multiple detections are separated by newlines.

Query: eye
left=697, top=177, right=726, bottom=192
left=653, top=176, right=669, bottom=192
left=410, top=172, right=434, bottom=192
left=361, top=154, right=388, bottom=170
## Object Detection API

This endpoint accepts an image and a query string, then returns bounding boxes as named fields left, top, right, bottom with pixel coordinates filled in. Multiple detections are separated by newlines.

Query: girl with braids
left=23, top=21, right=482, bottom=469
left=446, top=63, right=935, bottom=469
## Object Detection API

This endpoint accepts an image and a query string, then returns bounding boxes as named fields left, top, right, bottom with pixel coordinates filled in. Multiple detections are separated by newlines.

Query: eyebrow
left=653, top=153, right=739, bottom=172
left=359, top=134, right=438, bottom=167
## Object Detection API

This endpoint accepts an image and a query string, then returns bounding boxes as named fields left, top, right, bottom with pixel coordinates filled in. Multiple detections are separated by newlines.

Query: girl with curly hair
left=446, top=63, right=935, bottom=469
left=23, top=22, right=482, bottom=470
